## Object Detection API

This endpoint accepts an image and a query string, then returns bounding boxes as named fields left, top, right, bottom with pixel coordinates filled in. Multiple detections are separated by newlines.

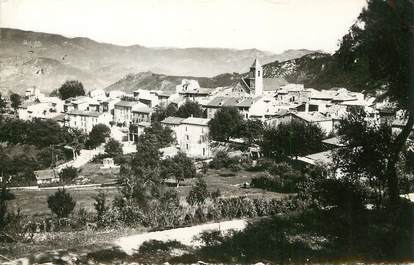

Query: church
left=232, top=58, right=287, bottom=97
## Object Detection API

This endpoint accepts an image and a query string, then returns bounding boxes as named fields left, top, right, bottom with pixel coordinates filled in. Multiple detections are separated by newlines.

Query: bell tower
left=249, top=58, right=263, bottom=96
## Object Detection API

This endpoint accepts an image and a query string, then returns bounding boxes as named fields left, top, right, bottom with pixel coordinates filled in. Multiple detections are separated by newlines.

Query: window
left=258, top=70, right=260, bottom=77
left=185, top=126, right=188, bottom=131
left=186, top=135, right=189, bottom=140
left=186, top=144, right=189, bottom=150
left=203, top=148, right=206, bottom=156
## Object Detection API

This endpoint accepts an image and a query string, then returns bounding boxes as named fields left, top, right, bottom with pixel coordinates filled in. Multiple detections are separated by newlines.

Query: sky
left=0, top=0, right=367, bottom=54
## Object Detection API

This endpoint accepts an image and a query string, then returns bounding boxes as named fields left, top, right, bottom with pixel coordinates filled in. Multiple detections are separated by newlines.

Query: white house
left=66, top=110, right=112, bottom=133
left=177, top=117, right=211, bottom=158
left=113, top=100, right=140, bottom=126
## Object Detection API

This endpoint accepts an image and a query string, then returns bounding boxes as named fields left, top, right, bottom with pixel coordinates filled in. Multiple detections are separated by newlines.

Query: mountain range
left=0, top=28, right=317, bottom=95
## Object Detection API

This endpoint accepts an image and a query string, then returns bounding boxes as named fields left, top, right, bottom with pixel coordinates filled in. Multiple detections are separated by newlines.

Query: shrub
left=58, top=166, right=78, bottom=184
left=138, top=239, right=187, bottom=255
left=47, top=189, right=76, bottom=218
left=94, top=190, right=109, bottom=225
left=186, top=178, right=209, bottom=206
left=104, top=138, right=123, bottom=157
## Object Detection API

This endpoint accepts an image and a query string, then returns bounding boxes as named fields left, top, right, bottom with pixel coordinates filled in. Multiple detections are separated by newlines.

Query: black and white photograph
left=0, top=0, right=413, bottom=264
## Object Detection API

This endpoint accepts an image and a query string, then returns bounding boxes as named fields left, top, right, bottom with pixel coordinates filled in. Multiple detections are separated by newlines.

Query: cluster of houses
left=15, top=58, right=406, bottom=160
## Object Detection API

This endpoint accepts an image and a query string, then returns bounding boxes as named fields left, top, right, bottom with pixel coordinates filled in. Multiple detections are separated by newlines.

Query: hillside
left=261, top=52, right=376, bottom=93
left=105, top=72, right=241, bottom=94
left=0, top=28, right=315, bottom=95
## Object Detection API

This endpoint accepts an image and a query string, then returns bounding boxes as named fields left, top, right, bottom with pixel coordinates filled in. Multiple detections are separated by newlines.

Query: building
left=66, top=110, right=112, bottom=133
left=232, top=58, right=288, bottom=96
left=113, top=100, right=140, bottom=126
left=64, top=96, right=93, bottom=112
left=34, top=169, right=60, bottom=185
left=178, top=117, right=211, bottom=158
left=161, top=116, right=186, bottom=139
left=133, top=90, right=160, bottom=108
left=132, top=103, right=152, bottom=124
left=161, top=116, right=211, bottom=158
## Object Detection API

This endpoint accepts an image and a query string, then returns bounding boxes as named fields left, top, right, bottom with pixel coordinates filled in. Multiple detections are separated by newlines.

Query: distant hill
left=105, top=72, right=241, bottom=94
left=261, top=52, right=376, bottom=93
left=0, top=28, right=316, bottom=95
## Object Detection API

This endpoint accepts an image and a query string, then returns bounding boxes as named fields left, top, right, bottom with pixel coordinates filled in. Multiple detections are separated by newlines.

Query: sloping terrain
left=0, top=28, right=316, bottom=94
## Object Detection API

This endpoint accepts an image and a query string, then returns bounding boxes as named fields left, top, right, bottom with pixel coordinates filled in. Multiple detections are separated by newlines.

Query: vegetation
left=175, top=100, right=205, bottom=118
left=9, top=93, right=22, bottom=111
left=0, top=93, right=7, bottom=114
left=239, top=119, right=263, bottom=144
left=261, top=120, right=324, bottom=160
left=87, top=124, right=111, bottom=149
left=208, top=107, right=243, bottom=141
left=58, top=166, right=79, bottom=184
left=104, top=138, right=123, bottom=157
left=161, top=152, right=196, bottom=185
left=57, top=80, right=85, bottom=100
left=151, top=103, right=178, bottom=123
left=186, top=178, right=209, bottom=206
left=47, top=189, right=76, bottom=218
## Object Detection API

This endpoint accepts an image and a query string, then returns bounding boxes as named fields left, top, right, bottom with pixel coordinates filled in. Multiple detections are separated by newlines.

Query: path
left=114, top=219, right=247, bottom=255
left=55, top=144, right=105, bottom=171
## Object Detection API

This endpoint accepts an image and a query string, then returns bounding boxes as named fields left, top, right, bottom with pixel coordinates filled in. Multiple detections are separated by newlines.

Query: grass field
left=9, top=167, right=283, bottom=217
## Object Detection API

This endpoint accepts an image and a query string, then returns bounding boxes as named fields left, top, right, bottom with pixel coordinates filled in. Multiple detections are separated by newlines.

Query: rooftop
left=132, top=103, right=152, bottom=113
left=181, top=117, right=210, bottom=126
left=115, top=100, right=139, bottom=108
left=293, top=112, right=332, bottom=122
left=67, top=110, right=103, bottom=117
left=161, top=116, right=186, bottom=125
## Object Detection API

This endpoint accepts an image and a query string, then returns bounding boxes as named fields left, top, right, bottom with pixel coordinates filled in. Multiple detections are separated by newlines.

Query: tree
left=9, top=93, right=21, bottom=111
left=47, top=189, right=76, bottom=218
left=0, top=186, right=15, bottom=232
left=261, top=120, right=324, bottom=160
left=94, top=190, right=108, bottom=225
left=104, top=138, right=123, bottom=157
left=27, top=118, right=65, bottom=148
left=58, top=166, right=79, bottom=184
left=0, top=93, right=7, bottom=114
left=186, top=177, right=209, bottom=206
left=143, top=122, right=174, bottom=149
left=208, top=107, right=243, bottom=141
left=240, top=119, right=264, bottom=144
left=57, top=80, right=85, bottom=100
left=161, top=152, right=196, bottom=185
left=337, top=0, right=414, bottom=205
left=87, top=124, right=111, bottom=149
left=151, top=103, right=178, bottom=122
left=175, top=100, right=205, bottom=118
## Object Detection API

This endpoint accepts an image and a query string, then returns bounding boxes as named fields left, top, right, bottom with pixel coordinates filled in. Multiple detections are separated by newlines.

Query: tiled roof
left=322, top=136, right=346, bottom=147
left=204, top=96, right=258, bottom=108
left=132, top=103, right=152, bottom=113
left=293, top=112, right=332, bottom=122
left=301, top=150, right=333, bottom=165
left=115, top=100, right=139, bottom=108
left=67, top=110, right=103, bottom=117
left=161, top=116, right=186, bottom=125
left=179, top=87, right=212, bottom=95
left=181, top=117, right=210, bottom=126
left=34, top=169, right=58, bottom=180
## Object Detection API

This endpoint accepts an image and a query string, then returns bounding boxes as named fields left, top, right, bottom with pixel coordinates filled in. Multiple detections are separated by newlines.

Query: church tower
left=249, top=58, right=263, bottom=96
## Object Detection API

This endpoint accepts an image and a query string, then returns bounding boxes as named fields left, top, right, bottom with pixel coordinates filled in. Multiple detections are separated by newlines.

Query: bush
left=47, top=189, right=76, bottom=218
left=138, top=239, right=187, bottom=255
left=186, top=178, right=209, bottom=206
left=104, top=138, right=123, bottom=157
left=58, top=166, right=78, bottom=184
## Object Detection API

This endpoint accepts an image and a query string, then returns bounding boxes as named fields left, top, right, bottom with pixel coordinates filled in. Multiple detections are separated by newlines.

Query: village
left=0, top=0, right=413, bottom=263
left=9, top=58, right=404, bottom=186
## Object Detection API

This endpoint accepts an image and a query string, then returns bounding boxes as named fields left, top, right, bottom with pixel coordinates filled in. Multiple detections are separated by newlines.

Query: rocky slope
left=0, top=28, right=316, bottom=95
